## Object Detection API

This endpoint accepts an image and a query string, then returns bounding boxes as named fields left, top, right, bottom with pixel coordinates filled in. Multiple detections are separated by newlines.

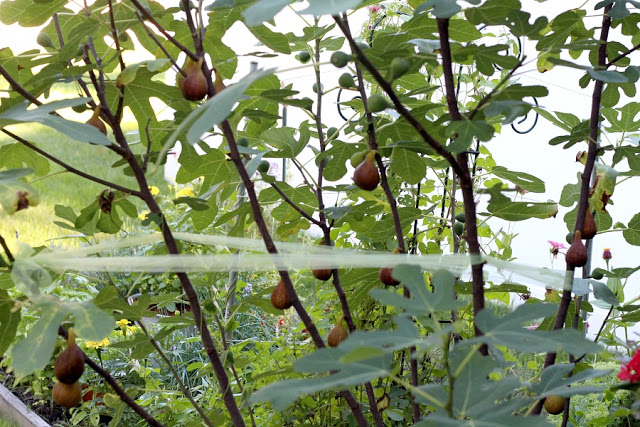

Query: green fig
left=258, top=161, right=270, bottom=173
left=353, top=151, right=379, bottom=191
left=390, top=57, right=410, bottom=80
left=271, top=279, right=293, bottom=310
left=544, top=395, right=565, bottom=415
left=330, top=51, right=351, bottom=68
left=455, top=212, right=466, bottom=223
left=591, top=268, right=605, bottom=280
left=37, top=32, right=55, bottom=49
left=181, top=58, right=208, bottom=101
left=237, top=137, right=249, bottom=147
left=338, top=73, right=355, bottom=88
left=350, top=150, right=367, bottom=168
left=327, top=315, right=348, bottom=347
left=368, top=94, right=390, bottom=113
left=312, top=82, right=323, bottom=94
left=297, top=51, right=311, bottom=63
left=54, top=329, right=84, bottom=384
left=453, top=222, right=464, bottom=236
left=327, top=127, right=338, bottom=140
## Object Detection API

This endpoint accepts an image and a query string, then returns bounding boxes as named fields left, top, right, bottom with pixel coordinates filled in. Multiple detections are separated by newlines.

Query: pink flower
left=548, top=241, right=566, bottom=258
left=368, top=5, right=381, bottom=13
left=603, top=247, right=612, bottom=260
left=618, top=351, right=640, bottom=383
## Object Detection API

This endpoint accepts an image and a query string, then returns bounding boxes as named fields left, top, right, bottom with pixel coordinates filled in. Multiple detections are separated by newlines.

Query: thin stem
left=136, top=321, right=214, bottom=427
left=606, top=41, right=640, bottom=68
left=135, top=14, right=187, bottom=78
left=107, top=0, right=126, bottom=122
left=129, top=0, right=198, bottom=61
left=268, top=182, right=322, bottom=226
left=1, top=129, right=140, bottom=196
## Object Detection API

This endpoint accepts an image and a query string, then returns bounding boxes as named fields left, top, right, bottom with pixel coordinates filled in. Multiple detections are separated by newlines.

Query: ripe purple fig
left=582, top=208, right=597, bottom=239
left=565, top=231, right=588, bottom=267
left=353, top=151, right=379, bottom=191
left=379, top=267, right=400, bottom=286
left=181, top=58, right=208, bottom=101
left=54, top=329, right=84, bottom=384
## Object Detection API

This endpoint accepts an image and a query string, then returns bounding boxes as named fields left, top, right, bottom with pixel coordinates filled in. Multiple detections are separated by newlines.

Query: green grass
left=0, top=415, right=17, bottom=427
left=0, top=119, right=167, bottom=250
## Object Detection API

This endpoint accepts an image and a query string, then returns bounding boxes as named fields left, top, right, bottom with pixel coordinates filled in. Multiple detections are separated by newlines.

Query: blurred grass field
left=0, top=95, right=168, bottom=251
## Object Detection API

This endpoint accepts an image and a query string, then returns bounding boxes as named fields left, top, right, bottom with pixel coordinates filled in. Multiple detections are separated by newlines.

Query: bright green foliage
left=0, top=0, right=639, bottom=425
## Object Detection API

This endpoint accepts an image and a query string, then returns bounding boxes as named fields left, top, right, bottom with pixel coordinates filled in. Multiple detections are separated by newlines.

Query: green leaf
left=0, top=289, right=20, bottom=356
left=528, top=363, right=612, bottom=398
left=0, top=0, right=67, bottom=26
left=486, top=184, right=558, bottom=221
left=0, top=99, right=112, bottom=145
left=592, top=281, right=620, bottom=307
left=390, top=148, right=426, bottom=185
left=623, top=213, right=640, bottom=245
left=249, top=354, right=390, bottom=410
left=0, top=144, right=49, bottom=177
left=94, top=286, right=156, bottom=321
left=300, top=0, right=362, bottom=16
left=603, top=103, right=640, bottom=133
left=66, top=302, right=115, bottom=341
left=446, top=120, right=495, bottom=153
left=10, top=300, right=65, bottom=377
left=591, top=163, right=618, bottom=213
left=469, top=303, right=602, bottom=355
left=116, top=59, right=171, bottom=86
left=491, top=166, right=545, bottom=193
left=243, top=0, right=291, bottom=26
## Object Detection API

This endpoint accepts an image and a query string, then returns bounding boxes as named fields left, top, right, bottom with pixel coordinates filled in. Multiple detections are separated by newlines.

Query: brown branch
left=436, top=18, right=487, bottom=354
left=311, top=30, right=383, bottom=426
left=606, top=41, right=640, bottom=68
left=57, top=327, right=165, bottom=427
left=107, top=0, right=126, bottom=122
left=468, top=56, right=527, bottom=121
left=135, top=14, right=187, bottom=78
left=0, top=233, right=15, bottom=263
left=0, top=65, right=42, bottom=106
left=531, top=3, right=612, bottom=416
left=1, top=129, right=140, bottom=196
left=332, top=16, right=465, bottom=179
left=52, top=14, right=97, bottom=108
left=268, top=182, right=322, bottom=226
left=129, top=0, right=198, bottom=61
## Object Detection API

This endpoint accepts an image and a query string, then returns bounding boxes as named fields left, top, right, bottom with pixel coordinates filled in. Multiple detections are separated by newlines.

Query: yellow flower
left=118, top=319, right=129, bottom=329
left=86, top=338, right=110, bottom=349
left=148, top=186, right=160, bottom=196
left=126, top=324, right=139, bottom=334
left=138, top=210, right=149, bottom=220
left=177, top=187, right=195, bottom=198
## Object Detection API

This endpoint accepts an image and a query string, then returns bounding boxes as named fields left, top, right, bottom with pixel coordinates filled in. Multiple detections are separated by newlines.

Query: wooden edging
left=0, top=382, right=50, bottom=427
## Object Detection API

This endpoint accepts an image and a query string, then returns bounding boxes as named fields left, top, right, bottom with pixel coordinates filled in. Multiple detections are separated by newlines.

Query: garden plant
left=1, top=0, right=640, bottom=426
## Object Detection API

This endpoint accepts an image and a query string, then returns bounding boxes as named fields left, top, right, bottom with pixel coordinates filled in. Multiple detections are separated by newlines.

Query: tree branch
left=129, top=0, right=198, bottom=61
left=436, top=18, right=487, bottom=354
left=606, top=41, right=640, bottom=68
left=1, top=129, right=140, bottom=196
left=0, top=65, right=42, bottom=106
left=531, top=3, right=612, bottom=416
left=268, top=181, right=322, bottom=226
left=0, top=233, right=15, bottom=263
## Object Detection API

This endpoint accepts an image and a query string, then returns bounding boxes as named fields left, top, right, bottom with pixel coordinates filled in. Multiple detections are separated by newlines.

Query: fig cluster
left=52, top=329, right=84, bottom=409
